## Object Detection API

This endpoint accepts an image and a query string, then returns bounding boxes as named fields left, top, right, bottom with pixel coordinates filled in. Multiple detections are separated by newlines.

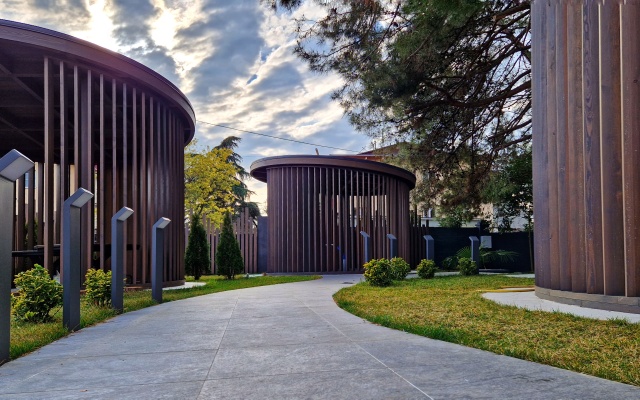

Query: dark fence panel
left=490, top=232, right=534, bottom=272
left=409, top=227, right=534, bottom=273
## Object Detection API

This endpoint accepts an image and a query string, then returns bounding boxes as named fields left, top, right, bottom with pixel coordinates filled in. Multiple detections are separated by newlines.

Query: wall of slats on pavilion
left=11, top=57, right=186, bottom=285
left=532, top=0, right=640, bottom=297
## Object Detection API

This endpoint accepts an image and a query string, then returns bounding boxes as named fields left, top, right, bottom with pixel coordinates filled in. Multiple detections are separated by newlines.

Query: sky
left=0, top=0, right=372, bottom=211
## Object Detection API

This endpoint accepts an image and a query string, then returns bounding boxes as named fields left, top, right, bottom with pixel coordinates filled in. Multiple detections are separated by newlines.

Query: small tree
left=215, top=212, right=244, bottom=279
left=185, top=215, right=210, bottom=280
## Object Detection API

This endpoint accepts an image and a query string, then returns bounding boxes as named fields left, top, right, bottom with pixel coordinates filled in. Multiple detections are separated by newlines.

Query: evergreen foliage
left=215, top=212, right=244, bottom=279
left=389, top=257, right=410, bottom=280
left=416, top=259, right=438, bottom=279
left=185, top=215, right=210, bottom=280
left=12, top=264, right=63, bottom=322
left=84, top=268, right=112, bottom=307
left=363, top=258, right=393, bottom=287
left=272, top=0, right=532, bottom=215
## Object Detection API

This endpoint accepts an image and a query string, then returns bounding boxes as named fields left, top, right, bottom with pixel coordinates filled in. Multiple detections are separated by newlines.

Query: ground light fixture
left=62, top=188, right=94, bottom=331
left=0, top=150, right=34, bottom=365
left=111, top=207, right=134, bottom=313
left=152, top=218, right=171, bottom=304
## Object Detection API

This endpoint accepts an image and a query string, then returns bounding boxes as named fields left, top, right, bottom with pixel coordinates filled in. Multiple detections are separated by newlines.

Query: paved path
left=1, top=275, right=639, bottom=399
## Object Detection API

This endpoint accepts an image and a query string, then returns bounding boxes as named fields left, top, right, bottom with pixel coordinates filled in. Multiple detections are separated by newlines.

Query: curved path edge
left=0, top=275, right=638, bottom=399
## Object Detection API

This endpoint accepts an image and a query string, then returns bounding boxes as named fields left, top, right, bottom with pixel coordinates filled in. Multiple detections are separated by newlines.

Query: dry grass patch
left=333, top=275, right=640, bottom=386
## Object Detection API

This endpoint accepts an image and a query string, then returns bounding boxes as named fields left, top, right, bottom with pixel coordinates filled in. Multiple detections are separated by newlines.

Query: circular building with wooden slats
left=250, top=155, right=416, bottom=273
left=532, top=0, right=640, bottom=313
left=0, top=20, right=194, bottom=285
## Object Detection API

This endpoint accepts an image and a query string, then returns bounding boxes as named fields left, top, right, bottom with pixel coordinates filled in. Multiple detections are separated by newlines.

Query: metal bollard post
left=62, top=188, right=94, bottom=332
left=111, top=207, right=134, bottom=313
left=424, top=235, right=434, bottom=261
left=0, top=150, right=33, bottom=365
left=387, top=234, right=398, bottom=259
left=469, top=236, right=481, bottom=266
left=151, top=218, right=171, bottom=304
left=360, top=231, right=372, bottom=263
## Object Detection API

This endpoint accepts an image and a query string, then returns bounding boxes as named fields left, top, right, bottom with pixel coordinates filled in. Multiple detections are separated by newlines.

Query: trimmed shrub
left=85, top=268, right=112, bottom=307
left=12, top=264, right=63, bottom=322
left=389, top=257, right=410, bottom=280
left=185, top=215, right=210, bottom=280
left=416, top=259, right=438, bottom=279
left=215, top=212, right=244, bottom=279
left=363, top=258, right=393, bottom=287
left=458, top=257, right=478, bottom=276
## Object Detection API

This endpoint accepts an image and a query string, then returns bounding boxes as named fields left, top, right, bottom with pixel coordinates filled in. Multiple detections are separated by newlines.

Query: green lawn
left=10, top=274, right=319, bottom=360
left=333, top=275, right=640, bottom=386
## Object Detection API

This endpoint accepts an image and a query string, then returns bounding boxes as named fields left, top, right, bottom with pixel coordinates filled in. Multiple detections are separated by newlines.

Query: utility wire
left=197, top=120, right=359, bottom=153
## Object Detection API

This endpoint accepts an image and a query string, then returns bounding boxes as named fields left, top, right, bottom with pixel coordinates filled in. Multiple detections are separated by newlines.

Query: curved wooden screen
left=0, top=21, right=194, bottom=286
left=251, top=156, right=416, bottom=273
left=532, top=0, right=640, bottom=306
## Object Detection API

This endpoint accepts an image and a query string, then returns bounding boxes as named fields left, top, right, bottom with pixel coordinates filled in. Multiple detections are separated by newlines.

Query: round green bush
left=457, top=257, right=478, bottom=276
left=416, top=259, right=438, bottom=279
left=389, top=257, right=410, bottom=280
left=85, top=268, right=112, bottom=307
left=12, top=264, right=63, bottom=322
left=363, top=258, right=393, bottom=287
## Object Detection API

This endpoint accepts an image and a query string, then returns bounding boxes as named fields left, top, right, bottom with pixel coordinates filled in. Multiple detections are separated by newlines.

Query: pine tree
left=215, top=212, right=244, bottom=279
left=185, top=215, right=210, bottom=280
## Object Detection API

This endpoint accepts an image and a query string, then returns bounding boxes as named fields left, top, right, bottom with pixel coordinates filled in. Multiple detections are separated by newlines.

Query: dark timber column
left=533, top=0, right=640, bottom=307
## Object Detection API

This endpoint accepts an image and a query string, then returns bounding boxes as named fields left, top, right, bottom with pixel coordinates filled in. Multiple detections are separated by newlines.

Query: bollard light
left=0, top=150, right=33, bottom=365
left=424, top=235, right=434, bottom=261
left=62, top=188, right=93, bottom=332
left=387, top=233, right=398, bottom=259
left=469, top=236, right=481, bottom=266
left=151, top=218, right=171, bottom=304
left=360, top=231, right=372, bottom=264
left=111, top=207, right=134, bottom=313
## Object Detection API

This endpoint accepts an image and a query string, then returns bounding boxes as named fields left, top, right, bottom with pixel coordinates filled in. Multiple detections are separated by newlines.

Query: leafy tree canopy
left=184, top=139, right=237, bottom=225
left=271, top=0, right=531, bottom=215
left=483, top=146, right=532, bottom=231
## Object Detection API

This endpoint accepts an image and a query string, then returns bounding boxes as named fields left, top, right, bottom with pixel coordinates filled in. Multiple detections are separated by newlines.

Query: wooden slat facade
left=532, top=0, right=640, bottom=299
left=1, top=21, right=195, bottom=286
left=251, top=156, right=415, bottom=273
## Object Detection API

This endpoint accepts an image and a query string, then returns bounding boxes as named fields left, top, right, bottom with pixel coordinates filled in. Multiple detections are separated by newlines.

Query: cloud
left=0, top=0, right=373, bottom=210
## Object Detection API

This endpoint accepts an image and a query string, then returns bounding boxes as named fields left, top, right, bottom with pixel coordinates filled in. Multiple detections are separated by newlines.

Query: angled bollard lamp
left=360, top=231, right=372, bottom=264
left=469, top=236, right=480, bottom=266
left=424, top=235, right=434, bottom=261
left=151, top=218, right=171, bottom=304
left=111, top=207, right=133, bottom=313
left=0, top=150, right=34, bottom=365
left=387, top=233, right=398, bottom=259
left=62, top=188, right=93, bottom=332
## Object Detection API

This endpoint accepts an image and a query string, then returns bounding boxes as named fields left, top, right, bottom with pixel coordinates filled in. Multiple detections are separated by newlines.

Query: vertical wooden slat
left=583, top=0, right=604, bottom=294
left=59, top=61, right=67, bottom=255
left=44, top=57, right=55, bottom=274
left=80, top=69, right=93, bottom=274
left=27, top=167, right=35, bottom=251
left=599, top=2, right=625, bottom=296
left=36, top=163, right=44, bottom=246
left=99, top=74, right=106, bottom=270
left=141, top=93, right=147, bottom=284
left=621, top=1, right=640, bottom=297
left=566, top=1, right=586, bottom=293
left=532, top=0, right=550, bottom=290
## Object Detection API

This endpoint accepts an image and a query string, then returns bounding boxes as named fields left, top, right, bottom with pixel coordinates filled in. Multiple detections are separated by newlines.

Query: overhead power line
left=196, top=120, right=359, bottom=153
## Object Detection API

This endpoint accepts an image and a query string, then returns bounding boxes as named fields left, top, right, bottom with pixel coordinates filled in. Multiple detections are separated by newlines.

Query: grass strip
left=333, top=275, right=640, bottom=386
left=10, top=274, right=319, bottom=360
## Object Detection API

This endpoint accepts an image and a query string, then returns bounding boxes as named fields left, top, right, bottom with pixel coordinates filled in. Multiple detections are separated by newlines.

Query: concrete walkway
left=0, top=275, right=638, bottom=399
